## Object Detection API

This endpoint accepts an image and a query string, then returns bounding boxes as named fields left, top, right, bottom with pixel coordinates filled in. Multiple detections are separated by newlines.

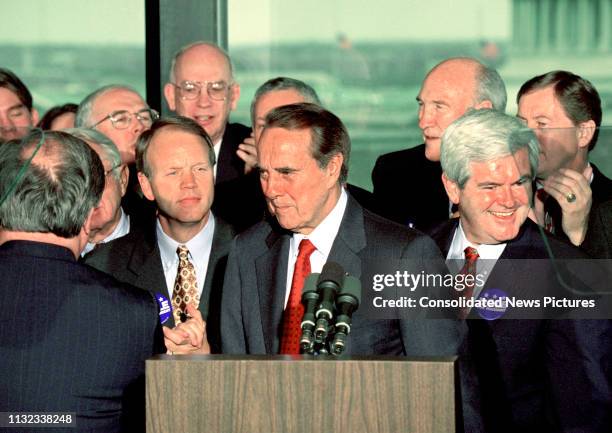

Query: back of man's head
left=517, top=70, right=601, bottom=150
left=441, top=109, right=539, bottom=188
left=250, top=77, right=321, bottom=125
left=0, top=130, right=104, bottom=238
left=0, top=68, right=33, bottom=111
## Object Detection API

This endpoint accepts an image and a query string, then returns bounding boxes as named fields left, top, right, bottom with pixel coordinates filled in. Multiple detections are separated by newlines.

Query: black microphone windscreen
left=341, top=275, right=362, bottom=304
left=317, top=261, right=345, bottom=287
left=301, top=273, right=320, bottom=295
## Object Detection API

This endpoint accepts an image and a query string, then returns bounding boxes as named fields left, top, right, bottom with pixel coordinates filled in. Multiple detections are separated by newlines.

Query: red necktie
left=280, top=239, right=316, bottom=354
left=458, top=246, right=479, bottom=319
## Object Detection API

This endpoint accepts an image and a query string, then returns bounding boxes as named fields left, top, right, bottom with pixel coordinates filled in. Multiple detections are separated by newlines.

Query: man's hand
left=164, top=304, right=210, bottom=355
left=237, top=133, right=257, bottom=174
left=542, top=166, right=593, bottom=246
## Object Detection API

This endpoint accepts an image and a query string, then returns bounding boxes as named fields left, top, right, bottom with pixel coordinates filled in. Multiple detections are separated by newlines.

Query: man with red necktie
left=429, top=108, right=611, bottom=433
left=221, top=103, right=463, bottom=356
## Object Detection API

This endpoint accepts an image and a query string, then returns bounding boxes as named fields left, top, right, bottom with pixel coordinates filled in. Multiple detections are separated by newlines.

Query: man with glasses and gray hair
left=65, top=128, right=130, bottom=256
left=76, top=84, right=159, bottom=224
left=164, top=42, right=253, bottom=181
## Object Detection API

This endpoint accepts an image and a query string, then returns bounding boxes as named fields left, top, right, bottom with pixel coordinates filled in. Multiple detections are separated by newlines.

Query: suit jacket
left=214, top=122, right=252, bottom=185
left=221, top=194, right=464, bottom=356
left=430, top=218, right=612, bottom=433
left=582, top=198, right=612, bottom=258
left=0, top=240, right=164, bottom=433
left=212, top=122, right=266, bottom=232
left=372, top=143, right=449, bottom=231
left=84, top=215, right=235, bottom=353
left=545, top=163, right=612, bottom=257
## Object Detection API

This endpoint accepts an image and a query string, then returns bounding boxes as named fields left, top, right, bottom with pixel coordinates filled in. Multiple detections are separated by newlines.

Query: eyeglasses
left=92, top=108, right=159, bottom=130
left=172, top=80, right=232, bottom=101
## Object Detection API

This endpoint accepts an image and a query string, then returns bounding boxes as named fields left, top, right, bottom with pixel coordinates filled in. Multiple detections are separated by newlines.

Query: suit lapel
left=126, top=227, right=175, bottom=327
left=256, top=227, right=290, bottom=354
left=201, top=218, right=235, bottom=319
left=328, top=195, right=367, bottom=278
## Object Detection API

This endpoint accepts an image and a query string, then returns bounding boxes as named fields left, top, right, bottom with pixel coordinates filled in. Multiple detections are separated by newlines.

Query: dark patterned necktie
left=280, top=239, right=316, bottom=354
left=171, top=245, right=199, bottom=324
left=458, top=246, right=479, bottom=319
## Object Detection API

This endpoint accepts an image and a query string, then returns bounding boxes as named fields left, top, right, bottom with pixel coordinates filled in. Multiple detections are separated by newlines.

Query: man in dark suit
left=221, top=103, right=463, bottom=356
left=163, top=43, right=258, bottom=227
left=517, top=70, right=612, bottom=256
left=0, top=130, right=164, bottom=432
left=371, top=57, right=507, bottom=231
left=431, top=108, right=611, bottom=432
left=85, top=116, right=233, bottom=353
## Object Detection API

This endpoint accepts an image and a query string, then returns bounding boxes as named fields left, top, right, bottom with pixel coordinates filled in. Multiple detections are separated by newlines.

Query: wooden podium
left=146, top=355, right=457, bottom=433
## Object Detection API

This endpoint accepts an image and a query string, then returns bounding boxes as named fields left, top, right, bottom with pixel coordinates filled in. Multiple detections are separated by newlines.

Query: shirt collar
left=290, top=188, right=347, bottom=258
left=157, top=213, right=216, bottom=266
left=447, top=220, right=506, bottom=261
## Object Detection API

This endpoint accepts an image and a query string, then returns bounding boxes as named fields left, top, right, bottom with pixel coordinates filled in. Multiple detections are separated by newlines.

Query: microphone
left=331, top=275, right=361, bottom=355
left=299, top=273, right=320, bottom=353
left=314, top=262, right=345, bottom=344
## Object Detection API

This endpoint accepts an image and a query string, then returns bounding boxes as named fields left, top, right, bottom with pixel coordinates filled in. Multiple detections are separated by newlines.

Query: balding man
left=372, top=57, right=507, bottom=231
left=76, top=85, right=159, bottom=224
left=164, top=41, right=254, bottom=182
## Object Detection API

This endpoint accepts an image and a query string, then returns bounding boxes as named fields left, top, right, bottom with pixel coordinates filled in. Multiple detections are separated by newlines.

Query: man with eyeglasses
left=164, top=42, right=265, bottom=232
left=164, top=42, right=253, bottom=182
left=76, top=84, right=158, bottom=165
left=65, top=128, right=130, bottom=256
left=0, top=68, right=39, bottom=143
left=76, top=85, right=158, bottom=224
left=517, top=71, right=612, bottom=257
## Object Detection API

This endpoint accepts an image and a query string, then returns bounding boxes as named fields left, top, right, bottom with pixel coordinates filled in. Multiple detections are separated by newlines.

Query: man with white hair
left=430, top=109, right=611, bottom=433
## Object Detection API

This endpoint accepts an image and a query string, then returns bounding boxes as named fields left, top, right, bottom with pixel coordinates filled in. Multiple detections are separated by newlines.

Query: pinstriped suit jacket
left=0, top=240, right=163, bottom=433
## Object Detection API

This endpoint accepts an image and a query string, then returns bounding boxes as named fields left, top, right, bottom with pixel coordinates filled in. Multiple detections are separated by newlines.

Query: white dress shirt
left=157, top=213, right=215, bottom=300
left=446, top=221, right=506, bottom=299
left=81, top=208, right=130, bottom=256
left=284, top=189, right=348, bottom=307
left=212, top=138, right=222, bottom=180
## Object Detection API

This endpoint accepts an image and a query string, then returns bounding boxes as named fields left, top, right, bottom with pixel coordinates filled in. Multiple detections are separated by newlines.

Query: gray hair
left=64, top=128, right=122, bottom=181
left=0, top=130, right=104, bottom=237
left=75, top=84, right=142, bottom=127
left=440, top=109, right=539, bottom=188
left=475, top=63, right=507, bottom=112
left=169, top=41, right=234, bottom=84
left=250, top=77, right=321, bottom=126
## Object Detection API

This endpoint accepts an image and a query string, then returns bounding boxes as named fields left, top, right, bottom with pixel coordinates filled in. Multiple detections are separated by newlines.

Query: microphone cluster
left=299, top=262, right=361, bottom=356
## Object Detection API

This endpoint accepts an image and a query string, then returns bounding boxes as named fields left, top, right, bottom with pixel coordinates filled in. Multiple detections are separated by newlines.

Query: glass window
left=1, top=0, right=145, bottom=124
left=228, top=0, right=611, bottom=189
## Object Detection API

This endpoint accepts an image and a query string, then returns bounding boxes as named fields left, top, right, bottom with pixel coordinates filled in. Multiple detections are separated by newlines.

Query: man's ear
left=441, top=173, right=460, bottom=204
left=138, top=172, right=156, bottom=202
left=118, top=164, right=129, bottom=197
left=163, top=83, right=176, bottom=111
left=82, top=207, right=95, bottom=237
left=325, top=153, right=344, bottom=187
left=577, top=119, right=596, bottom=149
left=473, top=100, right=493, bottom=110
left=31, top=108, right=39, bottom=126
left=229, top=83, right=241, bottom=111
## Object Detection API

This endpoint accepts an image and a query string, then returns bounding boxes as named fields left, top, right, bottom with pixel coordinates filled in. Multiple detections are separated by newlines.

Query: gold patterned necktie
left=171, top=245, right=199, bottom=324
